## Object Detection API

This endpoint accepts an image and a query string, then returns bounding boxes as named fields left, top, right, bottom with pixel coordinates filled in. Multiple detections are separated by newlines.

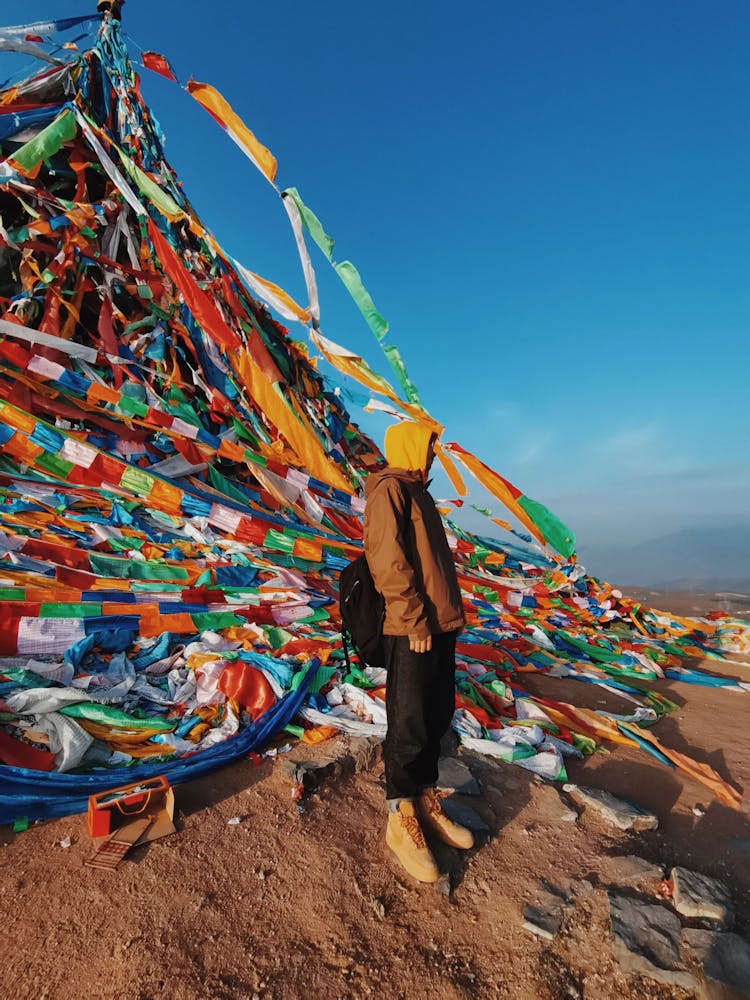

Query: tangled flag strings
left=0, top=14, right=746, bottom=824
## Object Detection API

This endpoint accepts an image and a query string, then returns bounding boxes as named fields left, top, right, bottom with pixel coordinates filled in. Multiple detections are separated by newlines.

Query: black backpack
left=339, top=554, right=385, bottom=669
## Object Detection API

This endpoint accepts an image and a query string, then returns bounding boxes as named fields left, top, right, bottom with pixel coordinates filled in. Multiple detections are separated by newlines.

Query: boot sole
left=419, top=815, right=474, bottom=850
left=385, top=825, right=441, bottom=883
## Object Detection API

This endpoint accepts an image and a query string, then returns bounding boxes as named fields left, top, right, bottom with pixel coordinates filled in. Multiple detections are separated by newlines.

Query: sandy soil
left=1, top=593, right=749, bottom=1000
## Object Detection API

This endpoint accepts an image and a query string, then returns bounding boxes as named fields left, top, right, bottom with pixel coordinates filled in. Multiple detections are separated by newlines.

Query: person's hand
left=409, top=634, right=432, bottom=654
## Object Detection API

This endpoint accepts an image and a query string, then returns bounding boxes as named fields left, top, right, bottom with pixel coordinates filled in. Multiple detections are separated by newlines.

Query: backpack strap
left=341, top=630, right=351, bottom=672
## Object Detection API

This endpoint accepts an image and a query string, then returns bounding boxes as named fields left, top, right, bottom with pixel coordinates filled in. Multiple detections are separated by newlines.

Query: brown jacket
left=364, top=467, right=465, bottom=640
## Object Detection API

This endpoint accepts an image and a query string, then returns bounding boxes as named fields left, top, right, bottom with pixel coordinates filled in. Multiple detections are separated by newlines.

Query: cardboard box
left=87, top=775, right=175, bottom=846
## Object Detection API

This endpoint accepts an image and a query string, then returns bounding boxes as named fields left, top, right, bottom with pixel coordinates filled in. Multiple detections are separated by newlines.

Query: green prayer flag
left=119, top=465, right=157, bottom=498
left=40, top=603, right=102, bottom=618
left=264, top=626, right=294, bottom=650
left=471, top=504, right=493, bottom=517
left=88, top=552, right=190, bottom=581
left=282, top=188, right=334, bottom=260
left=10, top=108, right=77, bottom=174
left=572, top=733, right=598, bottom=755
left=118, top=148, right=183, bottom=220
left=517, top=494, right=576, bottom=559
left=0, top=590, right=24, bottom=601
left=334, top=260, right=389, bottom=340
left=191, top=611, right=244, bottom=631
left=107, top=536, right=144, bottom=552
left=36, top=453, right=74, bottom=478
left=264, top=528, right=296, bottom=554
left=60, top=702, right=174, bottom=730
left=382, top=345, right=422, bottom=406
left=118, top=395, right=149, bottom=418
left=208, top=465, right=252, bottom=505
left=283, top=723, right=305, bottom=738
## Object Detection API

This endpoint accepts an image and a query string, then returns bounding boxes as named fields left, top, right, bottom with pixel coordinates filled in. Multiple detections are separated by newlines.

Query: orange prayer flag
left=434, top=440, right=467, bottom=497
left=187, top=80, right=277, bottom=184
left=302, top=725, right=339, bottom=745
left=0, top=405, right=37, bottom=434
left=293, top=537, right=324, bottom=562
left=148, top=478, right=184, bottom=515
left=4, top=434, right=44, bottom=463
left=87, top=381, right=120, bottom=405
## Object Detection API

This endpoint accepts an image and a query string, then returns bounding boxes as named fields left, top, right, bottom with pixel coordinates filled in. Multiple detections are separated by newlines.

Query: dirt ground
left=1, top=592, right=749, bottom=1000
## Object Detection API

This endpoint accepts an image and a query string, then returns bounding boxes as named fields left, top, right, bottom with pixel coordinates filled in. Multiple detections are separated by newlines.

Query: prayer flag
left=142, top=51, right=177, bottom=83
left=187, top=79, right=277, bottom=184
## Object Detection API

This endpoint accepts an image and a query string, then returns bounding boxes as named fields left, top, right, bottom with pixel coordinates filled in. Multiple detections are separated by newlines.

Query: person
left=364, top=420, right=474, bottom=883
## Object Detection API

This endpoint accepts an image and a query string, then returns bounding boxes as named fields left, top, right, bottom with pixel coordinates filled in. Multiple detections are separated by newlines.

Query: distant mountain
left=577, top=523, right=750, bottom=593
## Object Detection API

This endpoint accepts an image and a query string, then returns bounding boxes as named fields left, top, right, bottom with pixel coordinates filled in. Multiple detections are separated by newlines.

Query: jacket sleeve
left=364, top=479, right=430, bottom=639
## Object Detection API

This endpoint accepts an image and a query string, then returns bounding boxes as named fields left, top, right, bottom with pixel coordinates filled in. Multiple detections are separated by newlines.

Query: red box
left=87, top=775, right=174, bottom=840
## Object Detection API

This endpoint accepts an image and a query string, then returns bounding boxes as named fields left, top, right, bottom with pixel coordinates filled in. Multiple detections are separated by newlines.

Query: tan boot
left=417, top=788, right=474, bottom=850
left=385, top=800, right=441, bottom=883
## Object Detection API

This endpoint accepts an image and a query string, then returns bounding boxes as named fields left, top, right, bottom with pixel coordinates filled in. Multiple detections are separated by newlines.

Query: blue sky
left=1, top=1, right=749, bottom=573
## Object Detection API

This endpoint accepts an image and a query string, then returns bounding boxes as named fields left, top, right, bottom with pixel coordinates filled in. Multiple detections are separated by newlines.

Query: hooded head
left=384, top=421, right=437, bottom=479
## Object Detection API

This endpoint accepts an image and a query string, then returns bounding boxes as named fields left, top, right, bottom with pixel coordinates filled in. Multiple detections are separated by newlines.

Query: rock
left=437, top=757, right=480, bottom=796
left=523, top=902, right=563, bottom=941
left=347, top=736, right=382, bottom=772
left=279, top=737, right=382, bottom=790
left=535, top=784, right=579, bottom=823
left=440, top=799, right=489, bottom=836
left=572, top=879, right=595, bottom=897
left=490, top=768, right=522, bottom=792
left=435, top=875, right=451, bottom=897
left=671, top=867, right=733, bottom=927
left=538, top=879, right=575, bottom=906
left=279, top=758, right=304, bottom=780
left=439, top=728, right=459, bottom=756
left=608, top=855, right=665, bottom=888
left=682, top=929, right=750, bottom=996
left=563, top=784, right=658, bottom=832
left=608, top=892, right=698, bottom=991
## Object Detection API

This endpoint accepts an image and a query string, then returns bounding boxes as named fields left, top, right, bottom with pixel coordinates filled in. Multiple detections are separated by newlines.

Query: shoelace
left=401, top=813, right=427, bottom=849
left=422, top=789, right=445, bottom=818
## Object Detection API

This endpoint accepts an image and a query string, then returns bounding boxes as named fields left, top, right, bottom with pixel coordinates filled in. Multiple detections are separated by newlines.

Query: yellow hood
left=384, top=421, right=436, bottom=478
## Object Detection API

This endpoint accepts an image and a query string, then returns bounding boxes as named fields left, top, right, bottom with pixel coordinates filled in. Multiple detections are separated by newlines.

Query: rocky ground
left=1, top=592, right=749, bottom=1000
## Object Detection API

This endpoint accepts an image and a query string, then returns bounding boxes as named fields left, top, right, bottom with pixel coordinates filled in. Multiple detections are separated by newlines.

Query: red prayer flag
left=142, top=51, right=178, bottom=83
left=25, top=34, right=44, bottom=43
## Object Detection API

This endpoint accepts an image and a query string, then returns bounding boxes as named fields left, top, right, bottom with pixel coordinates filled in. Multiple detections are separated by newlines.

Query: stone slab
left=671, top=867, right=733, bottom=927
left=279, top=736, right=382, bottom=789
left=608, top=892, right=698, bottom=991
left=437, top=757, right=481, bottom=796
left=440, top=798, right=489, bottom=836
left=523, top=902, right=563, bottom=941
left=682, top=929, right=750, bottom=997
left=563, top=784, right=658, bottom=832
left=607, top=854, right=665, bottom=888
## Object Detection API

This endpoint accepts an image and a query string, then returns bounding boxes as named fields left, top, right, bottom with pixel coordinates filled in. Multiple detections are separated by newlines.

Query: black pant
left=382, top=631, right=457, bottom=800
